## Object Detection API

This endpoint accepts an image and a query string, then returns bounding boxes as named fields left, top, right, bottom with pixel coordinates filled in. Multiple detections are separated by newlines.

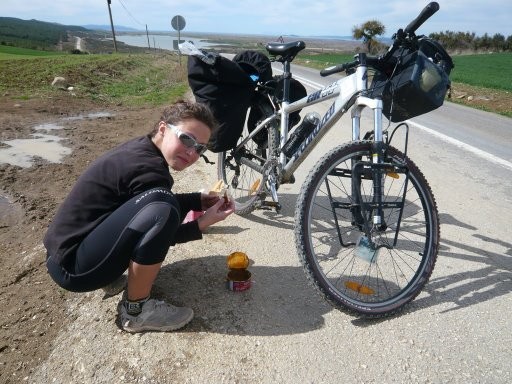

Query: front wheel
left=295, top=141, right=439, bottom=317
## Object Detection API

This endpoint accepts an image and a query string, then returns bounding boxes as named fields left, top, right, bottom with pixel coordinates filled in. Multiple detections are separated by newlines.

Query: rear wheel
left=218, top=98, right=278, bottom=215
left=295, top=141, right=439, bottom=317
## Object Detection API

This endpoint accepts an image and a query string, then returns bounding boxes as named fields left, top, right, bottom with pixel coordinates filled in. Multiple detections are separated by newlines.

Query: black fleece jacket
left=43, top=135, right=202, bottom=265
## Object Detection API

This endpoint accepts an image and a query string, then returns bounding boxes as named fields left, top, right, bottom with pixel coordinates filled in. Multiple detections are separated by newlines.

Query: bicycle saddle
left=265, top=41, right=306, bottom=60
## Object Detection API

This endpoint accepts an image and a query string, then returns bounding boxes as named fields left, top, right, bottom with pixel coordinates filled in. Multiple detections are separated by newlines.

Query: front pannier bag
left=370, top=38, right=453, bottom=122
left=187, top=55, right=256, bottom=152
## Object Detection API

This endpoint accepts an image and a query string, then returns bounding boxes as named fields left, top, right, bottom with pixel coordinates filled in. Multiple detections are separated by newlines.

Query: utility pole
left=107, top=0, right=118, bottom=52
left=146, top=24, right=151, bottom=50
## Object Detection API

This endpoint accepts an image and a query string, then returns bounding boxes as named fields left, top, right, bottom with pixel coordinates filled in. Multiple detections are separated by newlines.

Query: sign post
left=171, top=15, right=186, bottom=64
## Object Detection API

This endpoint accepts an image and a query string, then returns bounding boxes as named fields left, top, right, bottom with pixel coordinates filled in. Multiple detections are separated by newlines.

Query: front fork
left=350, top=97, right=386, bottom=238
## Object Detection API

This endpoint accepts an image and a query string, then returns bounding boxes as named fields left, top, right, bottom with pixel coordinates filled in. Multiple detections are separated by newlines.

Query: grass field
left=0, top=49, right=187, bottom=106
left=0, top=45, right=66, bottom=59
left=451, top=53, right=512, bottom=91
left=297, top=51, right=512, bottom=91
left=0, top=46, right=510, bottom=116
left=295, top=53, right=355, bottom=68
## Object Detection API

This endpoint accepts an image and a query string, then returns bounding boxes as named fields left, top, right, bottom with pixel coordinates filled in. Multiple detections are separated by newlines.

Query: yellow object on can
left=226, top=251, right=249, bottom=269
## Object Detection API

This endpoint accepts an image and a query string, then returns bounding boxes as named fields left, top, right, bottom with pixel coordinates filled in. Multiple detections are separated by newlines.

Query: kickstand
left=201, top=154, right=215, bottom=165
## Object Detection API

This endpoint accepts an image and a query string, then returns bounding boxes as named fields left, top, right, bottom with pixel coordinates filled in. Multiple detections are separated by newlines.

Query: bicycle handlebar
left=320, top=60, right=358, bottom=77
left=404, top=2, right=439, bottom=35
left=320, top=2, right=440, bottom=77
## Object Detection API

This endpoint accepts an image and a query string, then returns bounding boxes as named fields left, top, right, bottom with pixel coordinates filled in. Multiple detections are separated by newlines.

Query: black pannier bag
left=232, top=50, right=274, bottom=148
left=273, top=76, right=307, bottom=127
left=246, top=93, right=275, bottom=148
left=369, top=38, right=453, bottom=122
left=187, top=54, right=256, bottom=152
left=232, top=50, right=273, bottom=83
left=247, top=76, right=307, bottom=147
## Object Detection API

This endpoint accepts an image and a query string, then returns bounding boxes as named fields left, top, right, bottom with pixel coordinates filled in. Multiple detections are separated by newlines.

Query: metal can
left=226, top=269, right=252, bottom=292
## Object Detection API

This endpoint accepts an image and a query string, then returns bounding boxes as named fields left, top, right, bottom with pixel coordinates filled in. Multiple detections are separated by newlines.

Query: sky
left=1, top=0, right=511, bottom=38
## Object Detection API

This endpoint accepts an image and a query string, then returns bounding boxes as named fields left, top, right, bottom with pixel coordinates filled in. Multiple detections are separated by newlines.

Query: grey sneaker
left=102, top=274, right=127, bottom=296
left=118, top=299, right=194, bottom=333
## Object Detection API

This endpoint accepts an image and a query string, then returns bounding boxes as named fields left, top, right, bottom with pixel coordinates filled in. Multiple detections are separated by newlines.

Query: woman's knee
left=129, top=192, right=181, bottom=265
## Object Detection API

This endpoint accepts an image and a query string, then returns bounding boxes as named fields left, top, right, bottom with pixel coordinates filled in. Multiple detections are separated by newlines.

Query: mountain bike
left=217, top=2, right=453, bottom=317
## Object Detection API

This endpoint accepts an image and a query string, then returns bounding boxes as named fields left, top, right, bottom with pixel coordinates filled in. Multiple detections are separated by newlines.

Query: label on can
left=226, top=269, right=252, bottom=292
left=226, top=279, right=252, bottom=292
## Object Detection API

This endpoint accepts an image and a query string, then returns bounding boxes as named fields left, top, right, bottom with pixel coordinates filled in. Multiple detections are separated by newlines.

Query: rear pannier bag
left=188, top=51, right=274, bottom=152
left=246, top=76, right=307, bottom=147
left=233, top=50, right=273, bottom=83
left=188, top=55, right=256, bottom=152
left=273, top=76, right=307, bottom=127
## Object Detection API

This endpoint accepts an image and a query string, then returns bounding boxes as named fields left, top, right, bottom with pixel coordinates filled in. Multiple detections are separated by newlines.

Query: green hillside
left=0, top=17, right=87, bottom=50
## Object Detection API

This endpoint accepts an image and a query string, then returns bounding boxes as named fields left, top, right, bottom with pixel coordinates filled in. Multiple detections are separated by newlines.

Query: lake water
left=113, top=34, right=222, bottom=51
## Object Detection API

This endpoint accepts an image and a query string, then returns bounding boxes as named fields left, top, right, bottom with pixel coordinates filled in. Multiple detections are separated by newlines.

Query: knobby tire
left=295, top=141, right=439, bottom=318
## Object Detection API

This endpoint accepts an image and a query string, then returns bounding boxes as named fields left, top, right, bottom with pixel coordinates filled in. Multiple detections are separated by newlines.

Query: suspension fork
left=350, top=96, right=386, bottom=237
left=371, top=98, right=387, bottom=232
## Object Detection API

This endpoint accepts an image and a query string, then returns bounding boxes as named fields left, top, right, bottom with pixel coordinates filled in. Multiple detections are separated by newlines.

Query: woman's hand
left=197, top=196, right=235, bottom=231
left=200, top=192, right=220, bottom=210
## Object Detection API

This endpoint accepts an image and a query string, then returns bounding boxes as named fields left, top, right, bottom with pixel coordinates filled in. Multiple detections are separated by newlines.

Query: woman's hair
left=149, top=99, right=218, bottom=138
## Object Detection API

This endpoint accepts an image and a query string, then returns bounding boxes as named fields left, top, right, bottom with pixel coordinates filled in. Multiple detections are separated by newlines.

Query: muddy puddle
left=0, top=112, right=114, bottom=168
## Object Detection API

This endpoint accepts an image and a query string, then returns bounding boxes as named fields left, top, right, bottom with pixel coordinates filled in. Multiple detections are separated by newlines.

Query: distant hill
left=83, top=24, right=140, bottom=32
left=0, top=17, right=87, bottom=50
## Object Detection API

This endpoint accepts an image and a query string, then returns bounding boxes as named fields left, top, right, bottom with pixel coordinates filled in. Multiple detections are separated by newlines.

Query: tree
left=506, top=35, right=512, bottom=51
left=491, top=33, right=505, bottom=51
left=352, top=20, right=386, bottom=53
left=478, top=33, right=491, bottom=51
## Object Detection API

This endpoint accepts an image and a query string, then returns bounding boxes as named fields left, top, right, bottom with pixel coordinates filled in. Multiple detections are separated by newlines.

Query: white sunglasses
left=167, top=124, right=208, bottom=155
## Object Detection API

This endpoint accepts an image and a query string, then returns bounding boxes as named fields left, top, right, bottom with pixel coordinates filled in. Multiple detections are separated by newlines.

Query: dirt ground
left=0, top=94, right=174, bottom=382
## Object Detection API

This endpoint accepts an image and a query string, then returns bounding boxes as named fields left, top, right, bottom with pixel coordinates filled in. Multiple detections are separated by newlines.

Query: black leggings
left=47, top=188, right=181, bottom=292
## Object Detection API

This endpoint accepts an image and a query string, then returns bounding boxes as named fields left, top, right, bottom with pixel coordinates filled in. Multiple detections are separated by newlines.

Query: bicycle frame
left=219, top=1, right=443, bottom=317
left=234, top=56, right=384, bottom=184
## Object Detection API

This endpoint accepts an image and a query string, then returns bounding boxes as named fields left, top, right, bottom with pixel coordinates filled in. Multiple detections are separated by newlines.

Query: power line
left=116, top=0, right=145, bottom=27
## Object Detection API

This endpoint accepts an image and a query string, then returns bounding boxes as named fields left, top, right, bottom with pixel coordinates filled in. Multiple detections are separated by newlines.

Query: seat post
left=282, top=60, right=292, bottom=103
left=279, top=60, right=293, bottom=164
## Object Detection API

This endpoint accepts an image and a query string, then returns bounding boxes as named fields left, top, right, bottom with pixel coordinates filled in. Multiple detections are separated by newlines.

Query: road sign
left=171, top=15, right=186, bottom=31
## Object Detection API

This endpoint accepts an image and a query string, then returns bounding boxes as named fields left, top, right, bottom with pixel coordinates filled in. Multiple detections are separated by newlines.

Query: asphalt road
left=264, top=63, right=512, bottom=382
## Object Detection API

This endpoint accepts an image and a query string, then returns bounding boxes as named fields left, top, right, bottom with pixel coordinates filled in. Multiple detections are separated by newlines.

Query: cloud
left=1, top=0, right=511, bottom=36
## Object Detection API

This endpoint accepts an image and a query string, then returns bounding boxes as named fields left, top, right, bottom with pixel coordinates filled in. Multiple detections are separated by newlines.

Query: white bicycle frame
left=234, top=62, right=384, bottom=184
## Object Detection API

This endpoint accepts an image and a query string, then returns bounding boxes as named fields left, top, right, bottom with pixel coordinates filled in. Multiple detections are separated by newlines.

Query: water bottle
left=282, top=112, right=320, bottom=157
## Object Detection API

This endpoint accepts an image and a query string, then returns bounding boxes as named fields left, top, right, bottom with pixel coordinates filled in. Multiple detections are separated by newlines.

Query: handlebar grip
left=320, top=61, right=358, bottom=77
left=404, top=2, right=439, bottom=34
